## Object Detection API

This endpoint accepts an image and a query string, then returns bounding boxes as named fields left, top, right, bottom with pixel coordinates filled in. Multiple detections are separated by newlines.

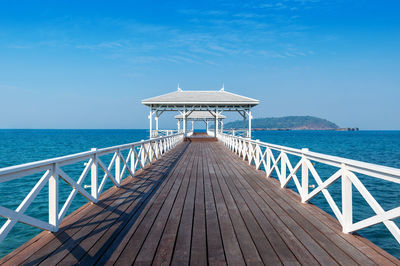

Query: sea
left=0, top=129, right=399, bottom=259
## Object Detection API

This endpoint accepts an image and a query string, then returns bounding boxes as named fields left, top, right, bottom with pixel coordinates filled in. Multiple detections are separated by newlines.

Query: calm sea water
left=0, top=129, right=399, bottom=258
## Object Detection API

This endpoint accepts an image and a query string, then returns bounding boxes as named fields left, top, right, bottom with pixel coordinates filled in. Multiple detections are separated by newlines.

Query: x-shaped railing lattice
left=218, top=133, right=400, bottom=244
left=0, top=134, right=184, bottom=243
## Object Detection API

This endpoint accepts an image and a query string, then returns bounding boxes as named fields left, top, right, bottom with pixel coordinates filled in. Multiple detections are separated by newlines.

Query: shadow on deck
left=1, top=141, right=399, bottom=265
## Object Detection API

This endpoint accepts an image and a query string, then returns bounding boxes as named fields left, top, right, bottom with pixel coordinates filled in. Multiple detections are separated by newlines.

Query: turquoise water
left=0, top=129, right=399, bottom=258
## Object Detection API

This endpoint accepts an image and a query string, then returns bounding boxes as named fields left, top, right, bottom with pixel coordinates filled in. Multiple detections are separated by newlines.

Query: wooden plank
left=209, top=144, right=303, bottom=266
left=112, top=142, right=195, bottom=265
left=202, top=145, right=227, bottom=265
left=204, top=144, right=248, bottom=265
left=134, top=142, right=196, bottom=264
left=218, top=147, right=320, bottom=266
left=150, top=146, right=194, bottom=265
left=98, top=142, right=191, bottom=265
left=207, top=143, right=283, bottom=265
left=170, top=143, right=199, bottom=265
left=190, top=143, right=207, bottom=266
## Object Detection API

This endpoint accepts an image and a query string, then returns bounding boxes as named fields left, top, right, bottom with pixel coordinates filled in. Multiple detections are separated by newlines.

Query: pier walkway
left=1, top=140, right=398, bottom=265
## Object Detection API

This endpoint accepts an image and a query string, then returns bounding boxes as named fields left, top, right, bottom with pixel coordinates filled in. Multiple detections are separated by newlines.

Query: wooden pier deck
left=1, top=140, right=399, bottom=265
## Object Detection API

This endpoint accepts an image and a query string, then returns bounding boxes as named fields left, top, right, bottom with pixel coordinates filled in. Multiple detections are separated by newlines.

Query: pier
left=2, top=138, right=399, bottom=265
left=0, top=88, right=399, bottom=264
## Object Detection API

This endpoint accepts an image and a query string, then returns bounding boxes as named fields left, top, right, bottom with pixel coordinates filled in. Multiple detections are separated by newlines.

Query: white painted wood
left=342, top=166, right=352, bottom=233
left=90, top=148, right=98, bottom=200
left=0, top=133, right=183, bottom=244
left=49, top=164, right=59, bottom=229
left=115, top=151, right=121, bottom=184
left=218, top=133, right=400, bottom=243
left=301, top=148, right=309, bottom=202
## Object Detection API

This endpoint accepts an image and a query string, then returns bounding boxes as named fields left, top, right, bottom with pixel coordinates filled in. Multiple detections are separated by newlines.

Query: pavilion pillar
left=221, top=119, right=224, bottom=133
left=149, top=109, right=153, bottom=139
left=214, top=112, right=218, bottom=137
left=177, top=120, right=181, bottom=133
left=206, top=121, right=209, bottom=132
left=155, top=115, right=159, bottom=137
left=183, top=111, right=187, bottom=137
left=248, top=110, right=252, bottom=139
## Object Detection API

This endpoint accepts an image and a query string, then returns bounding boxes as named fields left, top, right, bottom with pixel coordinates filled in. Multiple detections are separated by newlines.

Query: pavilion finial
left=220, top=82, right=225, bottom=91
left=177, top=83, right=182, bottom=92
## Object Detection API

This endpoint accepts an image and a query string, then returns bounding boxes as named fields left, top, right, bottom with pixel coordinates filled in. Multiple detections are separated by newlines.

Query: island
left=223, top=116, right=358, bottom=131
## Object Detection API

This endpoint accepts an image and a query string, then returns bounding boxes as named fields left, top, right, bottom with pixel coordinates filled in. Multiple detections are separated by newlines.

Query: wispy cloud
left=3, top=0, right=322, bottom=65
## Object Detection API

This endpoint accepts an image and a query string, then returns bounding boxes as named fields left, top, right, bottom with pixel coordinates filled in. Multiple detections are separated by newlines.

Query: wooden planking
left=133, top=142, right=196, bottom=265
left=205, top=144, right=278, bottom=265
left=149, top=144, right=196, bottom=265
left=202, top=143, right=227, bottom=265
left=206, top=144, right=246, bottom=265
left=207, top=144, right=302, bottom=266
left=170, top=143, right=199, bottom=265
left=189, top=143, right=207, bottom=266
left=101, top=142, right=195, bottom=265
left=1, top=140, right=399, bottom=265
left=55, top=142, right=189, bottom=265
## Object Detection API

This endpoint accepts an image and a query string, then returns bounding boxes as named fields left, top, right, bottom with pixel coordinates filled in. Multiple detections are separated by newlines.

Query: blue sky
left=0, top=0, right=399, bottom=129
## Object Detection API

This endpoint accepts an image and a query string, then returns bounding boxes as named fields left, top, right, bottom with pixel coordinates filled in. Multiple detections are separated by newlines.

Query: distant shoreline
left=251, top=127, right=360, bottom=131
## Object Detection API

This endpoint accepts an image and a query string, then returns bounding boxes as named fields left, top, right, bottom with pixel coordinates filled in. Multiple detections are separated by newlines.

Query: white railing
left=151, top=129, right=180, bottom=138
left=223, top=129, right=249, bottom=138
left=0, top=133, right=184, bottom=243
left=218, top=133, right=400, bottom=244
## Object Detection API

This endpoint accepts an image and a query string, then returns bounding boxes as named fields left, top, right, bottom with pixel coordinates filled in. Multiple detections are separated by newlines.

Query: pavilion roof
left=174, top=111, right=226, bottom=120
left=142, top=89, right=259, bottom=107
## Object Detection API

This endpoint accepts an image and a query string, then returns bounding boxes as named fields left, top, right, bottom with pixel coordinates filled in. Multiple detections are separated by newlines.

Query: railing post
left=342, top=164, right=352, bottom=233
left=280, top=150, right=286, bottom=187
left=131, top=146, right=136, bottom=176
left=301, top=148, right=309, bottom=203
left=266, top=147, right=271, bottom=176
left=91, top=148, right=98, bottom=200
left=115, top=150, right=121, bottom=184
left=255, top=140, right=260, bottom=169
left=49, top=163, right=59, bottom=229
left=140, top=141, right=146, bottom=167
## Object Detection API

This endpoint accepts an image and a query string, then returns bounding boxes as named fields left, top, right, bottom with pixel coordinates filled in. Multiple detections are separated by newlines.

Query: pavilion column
left=149, top=109, right=153, bottom=139
left=221, top=120, right=224, bottom=133
left=177, top=120, right=181, bottom=133
left=183, top=111, right=187, bottom=137
left=155, top=115, right=159, bottom=137
left=214, top=112, right=218, bottom=137
left=248, top=110, right=252, bottom=139
left=206, top=121, right=209, bottom=132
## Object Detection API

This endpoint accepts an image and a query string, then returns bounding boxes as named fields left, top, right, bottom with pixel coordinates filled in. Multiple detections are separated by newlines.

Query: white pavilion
left=141, top=87, right=259, bottom=138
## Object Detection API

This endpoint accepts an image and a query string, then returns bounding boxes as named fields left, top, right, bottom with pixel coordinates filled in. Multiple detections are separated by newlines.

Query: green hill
left=224, top=116, right=339, bottom=130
